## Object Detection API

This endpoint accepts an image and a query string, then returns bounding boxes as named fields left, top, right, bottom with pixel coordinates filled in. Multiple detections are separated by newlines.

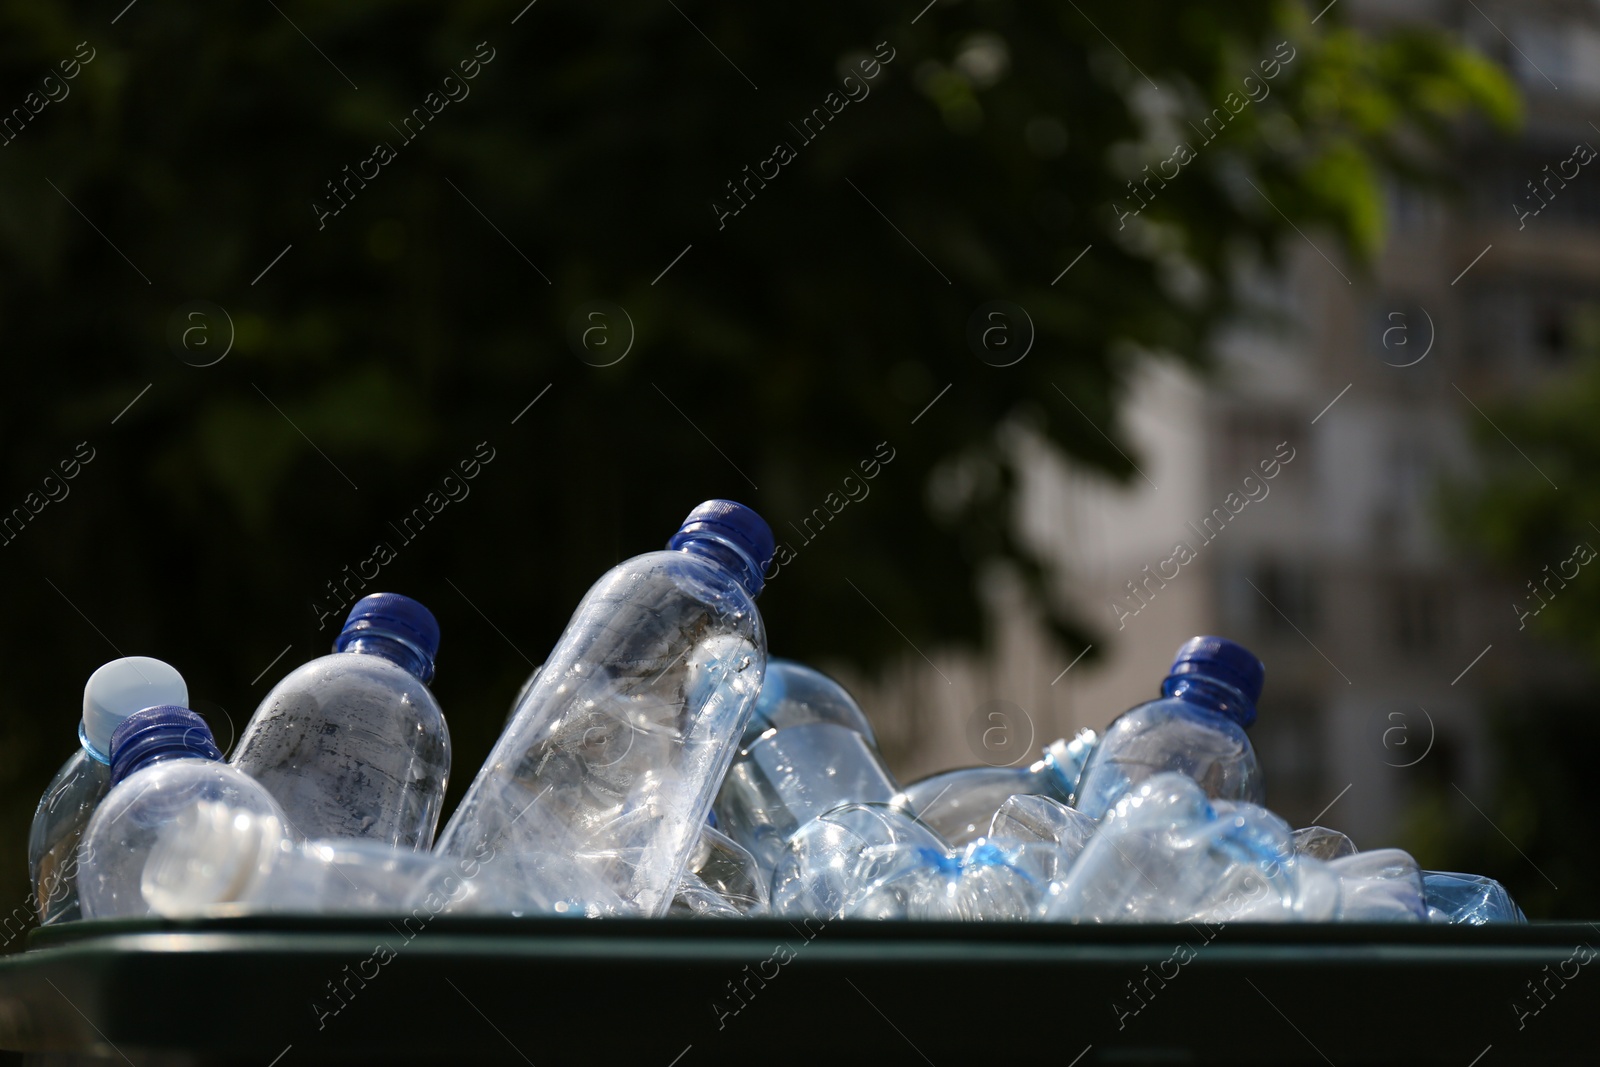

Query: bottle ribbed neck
left=677, top=535, right=765, bottom=597
left=1160, top=674, right=1255, bottom=728
left=337, top=633, right=435, bottom=683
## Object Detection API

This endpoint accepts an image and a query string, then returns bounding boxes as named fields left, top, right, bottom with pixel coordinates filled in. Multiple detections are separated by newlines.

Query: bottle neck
left=339, top=634, right=435, bottom=683
left=1160, top=674, right=1255, bottom=728
left=676, top=535, right=764, bottom=597
left=113, top=740, right=222, bottom=786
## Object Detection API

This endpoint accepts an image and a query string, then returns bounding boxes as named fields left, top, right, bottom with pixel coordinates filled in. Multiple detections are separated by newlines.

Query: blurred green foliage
left=0, top=1, right=1514, bottom=939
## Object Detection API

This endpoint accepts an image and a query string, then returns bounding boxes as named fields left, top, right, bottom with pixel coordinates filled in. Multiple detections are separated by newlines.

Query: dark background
left=4, top=0, right=1591, bottom=940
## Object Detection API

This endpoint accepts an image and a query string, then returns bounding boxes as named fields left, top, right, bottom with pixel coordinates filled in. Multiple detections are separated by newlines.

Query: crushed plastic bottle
left=713, top=659, right=900, bottom=876
left=1050, top=774, right=1424, bottom=924
left=77, top=707, right=291, bottom=920
left=1422, top=870, right=1527, bottom=924
left=28, top=657, right=188, bottom=925
left=769, top=802, right=949, bottom=918
left=670, top=826, right=768, bottom=917
left=1325, top=848, right=1428, bottom=922
left=435, top=501, right=773, bottom=917
left=231, top=593, right=450, bottom=849
left=140, top=799, right=522, bottom=918
left=899, top=729, right=1098, bottom=847
left=988, top=793, right=1097, bottom=868
left=1292, top=825, right=1357, bottom=860
left=849, top=839, right=1057, bottom=921
left=1075, top=637, right=1265, bottom=820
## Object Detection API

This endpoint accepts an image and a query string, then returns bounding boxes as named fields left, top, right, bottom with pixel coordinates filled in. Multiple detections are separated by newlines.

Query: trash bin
left=0, top=916, right=1589, bottom=1065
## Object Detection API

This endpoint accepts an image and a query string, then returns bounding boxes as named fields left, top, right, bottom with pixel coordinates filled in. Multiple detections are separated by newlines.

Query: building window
left=1388, top=576, right=1450, bottom=654
left=1222, top=557, right=1318, bottom=640
left=1218, top=409, right=1301, bottom=484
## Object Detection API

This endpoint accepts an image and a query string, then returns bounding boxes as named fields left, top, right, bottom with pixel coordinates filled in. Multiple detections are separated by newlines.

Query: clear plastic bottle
left=898, top=729, right=1098, bottom=847
left=28, top=657, right=189, bottom=925
left=140, top=800, right=523, bottom=918
left=768, top=802, right=949, bottom=918
left=77, top=706, right=290, bottom=920
left=669, top=825, right=768, bottom=918
left=1292, top=825, right=1357, bottom=860
left=713, top=659, right=901, bottom=875
left=1074, top=636, right=1265, bottom=820
left=435, top=500, right=773, bottom=917
left=1048, top=774, right=1425, bottom=924
left=1050, top=774, right=1314, bottom=923
left=1421, top=870, right=1527, bottom=924
left=231, top=593, right=449, bottom=850
left=988, top=793, right=1097, bottom=867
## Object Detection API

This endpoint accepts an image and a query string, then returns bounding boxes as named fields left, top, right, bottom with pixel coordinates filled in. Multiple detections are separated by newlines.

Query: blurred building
left=852, top=0, right=1597, bottom=846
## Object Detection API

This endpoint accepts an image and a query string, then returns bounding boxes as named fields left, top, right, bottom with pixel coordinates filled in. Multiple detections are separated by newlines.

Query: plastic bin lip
left=4, top=918, right=1595, bottom=1065
left=21, top=912, right=1594, bottom=951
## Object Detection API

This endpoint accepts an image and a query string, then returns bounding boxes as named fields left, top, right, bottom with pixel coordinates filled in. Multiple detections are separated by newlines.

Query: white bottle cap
left=81, top=657, right=189, bottom=761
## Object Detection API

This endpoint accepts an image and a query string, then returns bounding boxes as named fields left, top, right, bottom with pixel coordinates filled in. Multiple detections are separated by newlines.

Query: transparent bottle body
left=436, top=547, right=766, bottom=917
left=27, top=748, right=110, bottom=925
left=713, top=659, right=899, bottom=878
left=988, top=794, right=1097, bottom=867
left=716, top=722, right=898, bottom=875
left=901, top=761, right=1073, bottom=848
left=1421, top=870, right=1526, bottom=924
left=231, top=651, right=450, bottom=850
left=77, top=759, right=290, bottom=920
left=669, top=825, right=768, bottom=917
left=851, top=840, right=1056, bottom=921
left=1075, top=696, right=1262, bottom=820
left=144, top=812, right=523, bottom=919
left=768, top=802, right=949, bottom=918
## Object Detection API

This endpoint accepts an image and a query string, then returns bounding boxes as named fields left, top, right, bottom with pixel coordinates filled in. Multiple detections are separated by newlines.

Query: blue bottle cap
left=334, top=593, right=441, bottom=683
left=109, top=705, right=224, bottom=786
left=1167, top=636, right=1264, bottom=725
left=667, top=500, right=775, bottom=594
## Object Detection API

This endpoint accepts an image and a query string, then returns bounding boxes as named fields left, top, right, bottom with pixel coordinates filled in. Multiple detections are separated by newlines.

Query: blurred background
left=1, top=0, right=1596, bottom=945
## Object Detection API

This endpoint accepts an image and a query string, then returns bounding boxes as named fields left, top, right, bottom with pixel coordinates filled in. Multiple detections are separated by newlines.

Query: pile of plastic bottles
left=28, top=500, right=1524, bottom=928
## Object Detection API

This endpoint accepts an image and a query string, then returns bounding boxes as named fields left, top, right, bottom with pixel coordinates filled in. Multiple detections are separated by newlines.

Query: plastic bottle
left=231, top=593, right=450, bottom=850
left=140, top=799, right=521, bottom=918
left=850, top=839, right=1056, bottom=921
left=1049, top=774, right=1424, bottom=924
left=1421, top=870, right=1527, bottom=924
left=435, top=500, right=773, bottom=917
left=1074, top=636, right=1265, bottom=820
left=28, top=657, right=188, bottom=925
left=898, top=728, right=1098, bottom=847
left=670, top=825, right=768, bottom=918
left=77, top=707, right=290, bottom=920
left=1292, top=825, right=1356, bottom=860
left=768, top=802, right=949, bottom=918
left=988, top=793, right=1097, bottom=867
left=713, top=659, right=901, bottom=876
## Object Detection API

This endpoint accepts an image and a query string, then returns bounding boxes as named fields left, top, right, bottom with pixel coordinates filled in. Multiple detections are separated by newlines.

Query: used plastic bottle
left=850, top=839, right=1057, bottom=921
left=713, top=659, right=901, bottom=875
left=77, top=706, right=290, bottom=920
left=898, top=728, right=1098, bottom=847
left=988, top=793, right=1098, bottom=868
left=1421, top=870, right=1527, bottom=924
left=28, top=657, right=189, bottom=925
left=1050, top=774, right=1425, bottom=924
left=435, top=500, right=773, bottom=917
left=140, top=799, right=522, bottom=918
left=768, top=802, right=949, bottom=918
left=231, top=593, right=449, bottom=850
left=1292, top=825, right=1357, bottom=860
left=1074, top=636, right=1266, bottom=820
left=670, top=825, right=768, bottom=918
